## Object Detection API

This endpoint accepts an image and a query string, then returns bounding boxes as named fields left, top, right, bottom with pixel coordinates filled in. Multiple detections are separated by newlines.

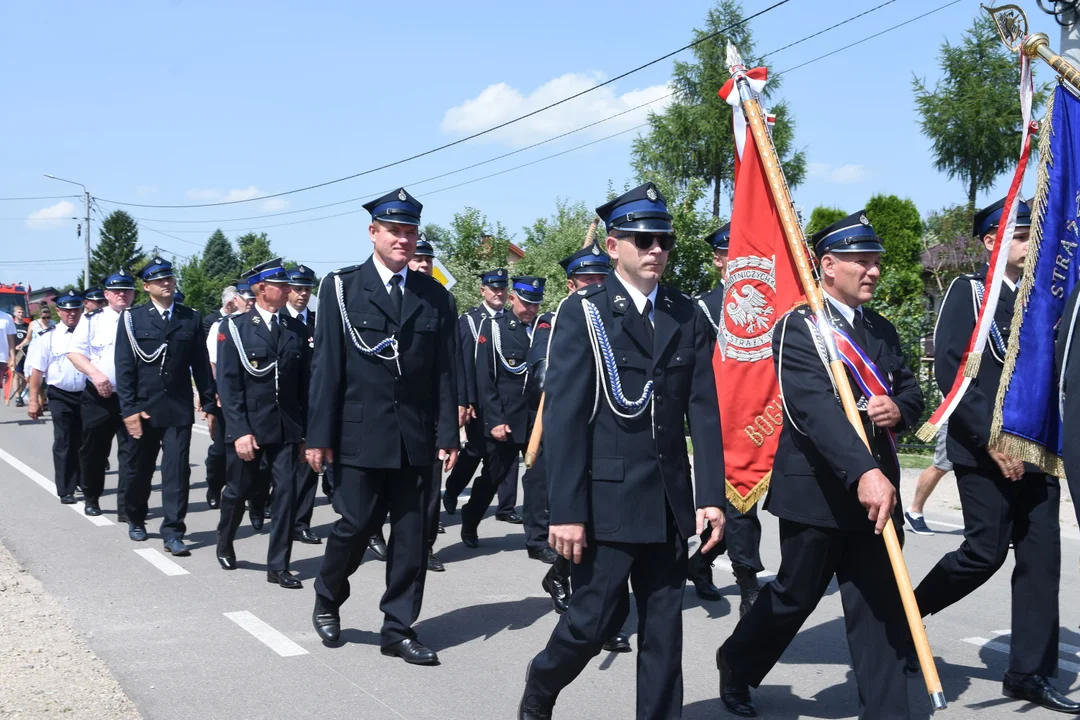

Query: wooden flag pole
left=726, top=44, right=946, bottom=709
left=524, top=217, right=602, bottom=468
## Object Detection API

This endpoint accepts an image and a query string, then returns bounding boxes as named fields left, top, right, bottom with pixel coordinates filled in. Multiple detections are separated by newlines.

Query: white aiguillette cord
left=227, top=317, right=279, bottom=402
left=122, top=309, right=168, bottom=374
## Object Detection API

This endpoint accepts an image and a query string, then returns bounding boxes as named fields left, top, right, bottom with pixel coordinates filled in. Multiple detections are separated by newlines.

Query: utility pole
left=1039, top=1, right=1080, bottom=68
left=43, top=174, right=92, bottom=286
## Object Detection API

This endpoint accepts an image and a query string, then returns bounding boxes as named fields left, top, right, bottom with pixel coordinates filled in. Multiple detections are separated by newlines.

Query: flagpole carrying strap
left=335, top=274, right=401, bottom=374
left=582, top=298, right=653, bottom=422
left=227, top=317, right=279, bottom=402
left=122, top=310, right=168, bottom=374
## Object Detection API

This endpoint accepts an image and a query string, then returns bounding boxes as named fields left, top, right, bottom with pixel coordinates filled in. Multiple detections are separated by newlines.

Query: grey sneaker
left=905, top=512, right=933, bottom=536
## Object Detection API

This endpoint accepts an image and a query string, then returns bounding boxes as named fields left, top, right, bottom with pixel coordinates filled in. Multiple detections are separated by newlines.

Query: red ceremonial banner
left=714, top=104, right=807, bottom=512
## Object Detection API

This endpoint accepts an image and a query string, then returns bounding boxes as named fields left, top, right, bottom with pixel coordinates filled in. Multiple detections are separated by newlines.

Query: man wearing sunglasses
left=519, top=182, right=726, bottom=720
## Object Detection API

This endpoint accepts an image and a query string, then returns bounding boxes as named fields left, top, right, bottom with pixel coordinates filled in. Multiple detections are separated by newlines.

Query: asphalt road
left=2, top=400, right=1080, bottom=720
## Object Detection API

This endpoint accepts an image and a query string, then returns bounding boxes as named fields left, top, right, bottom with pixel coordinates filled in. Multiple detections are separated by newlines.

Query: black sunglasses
left=623, top=233, right=676, bottom=251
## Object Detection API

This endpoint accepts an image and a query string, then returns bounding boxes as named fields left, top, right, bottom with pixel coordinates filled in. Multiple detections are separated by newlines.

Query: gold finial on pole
left=984, top=4, right=1080, bottom=90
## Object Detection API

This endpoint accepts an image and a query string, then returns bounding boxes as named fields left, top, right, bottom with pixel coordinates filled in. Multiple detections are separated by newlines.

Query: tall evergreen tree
left=912, top=16, right=1047, bottom=205
left=632, top=0, right=806, bottom=218
left=235, top=231, right=274, bottom=272
left=88, top=210, right=146, bottom=285
left=201, top=229, right=240, bottom=280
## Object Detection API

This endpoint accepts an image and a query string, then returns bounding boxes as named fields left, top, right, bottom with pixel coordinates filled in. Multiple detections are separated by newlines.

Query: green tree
left=913, top=16, right=1047, bottom=206
left=428, top=209, right=513, bottom=311
left=175, top=251, right=219, bottom=315
left=86, top=210, right=146, bottom=287
left=804, top=206, right=846, bottom=237
left=515, top=200, right=598, bottom=312
left=235, top=231, right=273, bottom=271
left=864, top=194, right=927, bottom=364
left=632, top=0, right=806, bottom=218
left=202, top=229, right=240, bottom=280
left=922, top=203, right=981, bottom=297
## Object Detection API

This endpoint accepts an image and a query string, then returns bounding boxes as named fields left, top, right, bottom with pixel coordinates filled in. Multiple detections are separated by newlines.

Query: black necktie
left=270, top=313, right=280, bottom=341
left=389, top=275, right=404, bottom=321
left=851, top=310, right=869, bottom=349
left=162, top=310, right=171, bottom=325
left=643, top=299, right=654, bottom=345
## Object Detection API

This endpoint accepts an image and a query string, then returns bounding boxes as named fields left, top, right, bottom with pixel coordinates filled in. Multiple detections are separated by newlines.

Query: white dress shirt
left=825, top=292, right=859, bottom=327
left=254, top=304, right=280, bottom=326
left=0, top=310, right=15, bottom=363
left=69, top=306, right=122, bottom=386
left=206, top=319, right=223, bottom=366
left=614, top=269, right=658, bottom=325
left=26, top=325, right=86, bottom=392
left=372, top=256, right=408, bottom=294
left=284, top=304, right=309, bottom=325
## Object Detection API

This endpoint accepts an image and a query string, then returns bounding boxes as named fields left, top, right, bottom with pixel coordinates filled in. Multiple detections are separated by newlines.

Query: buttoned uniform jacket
left=458, top=305, right=491, bottom=408
left=114, top=302, right=215, bottom=427
left=543, top=274, right=726, bottom=544
left=693, top=280, right=725, bottom=345
left=475, top=310, right=533, bottom=442
left=306, top=257, right=459, bottom=469
left=216, top=308, right=310, bottom=446
left=935, top=264, right=1019, bottom=472
left=765, top=303, right=923, bottom=530
left=526, top=311, right=555, bottom=416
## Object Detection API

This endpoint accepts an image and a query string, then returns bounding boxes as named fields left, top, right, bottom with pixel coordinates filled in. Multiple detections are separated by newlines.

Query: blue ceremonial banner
left=993, top=85, right=1080, bottom=475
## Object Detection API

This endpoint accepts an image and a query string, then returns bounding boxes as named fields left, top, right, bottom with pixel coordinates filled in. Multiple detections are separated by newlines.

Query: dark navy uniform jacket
left=935, top=264, right=1016, bottom=472
left=694, top=280, right=725, bottom=346
left=543, top=274, right=725, bottom=544
left=216, top=308, right=309, bottom=446
left=114, top=302, right=214, bottom=427
left=458, top=305, right=493, bottom=408
left=306, top=257, right=459, bottom=469
left=475, top=309, right=533, bottom=441
left=526, top=311, right=555, bottom=413
left=766, top=302, right=923, bottom=530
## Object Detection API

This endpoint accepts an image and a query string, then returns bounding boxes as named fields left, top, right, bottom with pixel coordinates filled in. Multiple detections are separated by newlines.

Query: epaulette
left=331, top=264, right=362, bottom=276
left=39, top=325, right=55, bottom=334
left=84, top=308, right=102, bottom=318
left=227, top=310, right=246, bottom=318
left=659, top=285, right=693, bottom=308
left=573, top=282, right=605, bottom=298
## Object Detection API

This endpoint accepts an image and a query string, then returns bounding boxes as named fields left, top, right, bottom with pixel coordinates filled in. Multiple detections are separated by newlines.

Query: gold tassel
left=726, top=472, right=771, bottom=514
left=989, top=430, right=1066, bottom=478
left=915, top=421, right=940, bottom=443
left=964, top=352, right=982, bottom=378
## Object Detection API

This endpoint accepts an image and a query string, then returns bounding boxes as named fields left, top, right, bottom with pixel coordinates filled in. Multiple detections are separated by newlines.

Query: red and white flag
left=714, top=69, right=807, bottom=511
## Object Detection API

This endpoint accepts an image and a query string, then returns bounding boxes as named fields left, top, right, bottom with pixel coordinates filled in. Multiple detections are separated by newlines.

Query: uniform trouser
left=46, top=387, right=83, bottom=498
left=915, top=467, right=1060, bottom=676
left=315, top=459, right=428, bottom=646
left=295, top=462, right=335, bottom=533
left=527, top=534, right=688, bottom=719
left=461, top=439, right=521, bottom=534
left=204, top=410, right=226, bottom=497
left=697, top=497, right=764, bottom=573
left=78, top=383, right=134, bottom=512
left=126, top=424, right=193, bottom=541
left=444, top=418, right=484, bottom=501
left=720, top=519, right=909, bottom=720
left=425, top=460, right=441, bottom=550
left=219, top=442, right=299, bottom=571
left=522, top=447, right=550, bottom=553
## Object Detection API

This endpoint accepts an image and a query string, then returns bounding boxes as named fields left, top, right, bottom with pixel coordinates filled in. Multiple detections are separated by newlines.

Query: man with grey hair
left=203, top=285, right=239, bottom=336
left=202, top=284, right=241, bottom=508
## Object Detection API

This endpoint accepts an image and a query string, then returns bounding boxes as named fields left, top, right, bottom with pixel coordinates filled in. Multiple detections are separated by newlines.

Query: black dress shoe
left=602, top=631, right=632, bottom=653
left=461, top=532, right=479, bottom=549
left=294, top=529, right=322, bottom=545
left=263, top=504, right=272, bottom=519
left=496, top=512, right=523, bottom=524
left=718, top=649, right=757, bottom=717
left=520, top=660, right=554, bottom=719
left=60, top=494, right=77, bottom=505
left=163, top=537, right=190, bottom=556
left=427, top=550, right=445, bottom=572
left=367, top=535, right=388, bottom=561
left=443, top=495, right=457, bottom=515
left=381, top=638, right=439, bottom=665
left=128, top=524, right=148, bottom=542
left=1003, top=672, right=1080, bottom=713
left=267, top=570, right=303, bottom=589
left=528, top=547, right=558, bottom=564
left=734, top=567, right=761, bottom=618
left=217, top=551, right=237, bottom=570
left=84, top=501, right=102, bottom=517
left=312, top=597, right=340, bottom=643
left=437, top=522, right=445, bottom=534
left=687, top=552, right=724, bottom=601
left=117, top=512, right=128, bottom=524
left=249, top=511, right=264, bottom=533
left=206, top=490, right=220, bottom=509
left=542, top=568, right=571, bottom=614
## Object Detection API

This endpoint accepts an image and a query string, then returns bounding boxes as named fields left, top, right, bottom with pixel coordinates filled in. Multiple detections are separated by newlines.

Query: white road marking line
left=192, top=424, right=210, bottom=436
left=991, top=630, right=1080, bottom=661
left=0, top=447, right=114, bottom=526
left=963, top=636, right=1080, bottom=674
left=133, top=548, right=190, bottom=576
left=224, top=611, right=308, bottom=657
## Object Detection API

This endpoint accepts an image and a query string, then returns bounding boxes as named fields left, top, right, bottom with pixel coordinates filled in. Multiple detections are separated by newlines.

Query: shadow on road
left=414, top=596, right=554, bottom=652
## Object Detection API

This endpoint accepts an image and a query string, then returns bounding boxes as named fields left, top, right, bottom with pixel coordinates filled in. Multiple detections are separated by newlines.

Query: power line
left=760, top=0, right=898, bottom=58
left=94, top=0, right=794, bottom=210
left=0, top=195, right=80, bottom=202
left=0, top=258, right=83, bottom=264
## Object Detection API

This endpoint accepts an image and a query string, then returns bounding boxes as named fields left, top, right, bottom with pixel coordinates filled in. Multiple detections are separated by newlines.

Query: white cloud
left=441, top=71, right=671, bottom=146
left=135, top=185, right=158, bottom=196
left=26, top=200, right=76, bottom=230
left=808, top=162, right=868, bottom=185
left=262, top=198, right=290, bottom=212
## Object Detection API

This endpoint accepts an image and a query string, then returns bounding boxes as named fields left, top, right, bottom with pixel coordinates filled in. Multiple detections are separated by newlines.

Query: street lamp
left=44, top=174, right=91, bottom=288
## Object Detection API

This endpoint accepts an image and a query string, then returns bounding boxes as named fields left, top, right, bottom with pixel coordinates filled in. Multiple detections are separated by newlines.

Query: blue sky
left=0, top=0, right=1056, bottom=290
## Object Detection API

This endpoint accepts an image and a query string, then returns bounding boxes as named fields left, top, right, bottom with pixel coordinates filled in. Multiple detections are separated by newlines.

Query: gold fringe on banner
left=963, top=352, right=983, bottom=378
left=726, top=472, right=771, bottom=514
left=990, top=88, right=1062, bottom=476
left=915, top=421, right=940, bottom=444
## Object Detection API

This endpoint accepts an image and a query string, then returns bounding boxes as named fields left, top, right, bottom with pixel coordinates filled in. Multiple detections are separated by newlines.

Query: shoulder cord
left=490, top=319, right=529, bottom=376
left=802, top=315, right=840, bottom=401
left=227, top=317, right=278, bottom=402
left=466, top=313, right=480, bottom=341
left=971, top=280, right=1007, bottom=359
left=697, top=298, right=722, bottom=338
left=335, top=274, right=401, bottom=375
left=122, top=310, right=168, bottom=375
left=581, top=298, right=654, bottom=423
